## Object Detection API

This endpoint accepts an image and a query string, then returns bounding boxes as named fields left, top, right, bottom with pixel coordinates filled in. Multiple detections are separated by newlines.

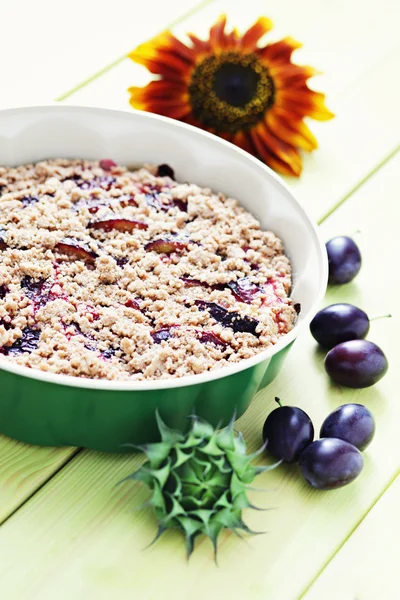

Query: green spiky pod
left=122, top=413, right=278, bottom=560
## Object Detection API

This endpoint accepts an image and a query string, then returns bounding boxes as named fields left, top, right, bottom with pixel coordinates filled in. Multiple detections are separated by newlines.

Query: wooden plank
left=0, top=437, right=76, bottom=524
left=0, top=0, right=205, bottom=530
left=303, top=475, right=400, bottom=600
left=0, top=0, right=206, bottom=110
left=0, top=154, right=397, bottom=600
left=61, top=0, right=400, bottom=222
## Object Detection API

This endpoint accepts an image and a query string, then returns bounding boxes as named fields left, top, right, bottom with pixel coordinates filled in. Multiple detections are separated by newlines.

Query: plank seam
left=317, top=145, right=399, bottom=225
left=0, top=448, right=82, bottom=528
left=55, top=0, right=216, bottom=102
left=297, top=471, right=400, bottom=600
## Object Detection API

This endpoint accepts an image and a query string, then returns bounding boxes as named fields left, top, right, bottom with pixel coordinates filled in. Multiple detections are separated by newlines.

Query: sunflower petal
left=129, top=95, right=192, bottom=120
left=128, top=80, right=188, bottom=101
left=129, top=33, right=194, bottom=79
left=266, top=109, right=318, bottom=152
left=279, top=89, right=334, bottom=121
left=269, top=63, right=320, bottom=88
left=249, top=126, right=302, bottom=177
left=241, top=17, right=273, bottom=51
left=187, top=33, right=211, bottom=54
left=232, top=131, right=257, bottom=156
left=129, top=80, right=191, bottom=119
left=209, top=14, right=228, bottom=51
left=259, top=37, right=302, bottom=64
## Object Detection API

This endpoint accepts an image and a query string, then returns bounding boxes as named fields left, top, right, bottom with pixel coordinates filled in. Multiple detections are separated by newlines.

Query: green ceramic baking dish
left=0, top=105, right=327, bottom=452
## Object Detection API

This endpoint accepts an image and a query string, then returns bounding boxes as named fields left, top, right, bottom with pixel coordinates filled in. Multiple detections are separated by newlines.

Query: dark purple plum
left=325, top=340, right=388, bottom=388
left=320, top=404, right=375, bottom=451
left=299, top=438, right=363, bottom=490
left=262, top=398, right=314, bottom=462
left=310, top=303, right=369, bottom=349
left=326, top=236, right=361, bottom=284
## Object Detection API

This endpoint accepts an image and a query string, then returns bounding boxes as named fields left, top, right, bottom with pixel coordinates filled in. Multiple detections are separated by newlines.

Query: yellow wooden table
left=0, top=1, right=399, bottom=598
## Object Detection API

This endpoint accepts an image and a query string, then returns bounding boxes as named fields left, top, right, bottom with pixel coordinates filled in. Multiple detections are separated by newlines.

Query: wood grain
left=0, top=154, right=397, bottom=600
left=62, top=0, right=400, bottom=222
left=0, top=0, right=206, bottom=110
left=303, top=476, right=400, bottom=600
left=0, top=437, right=76, bottom=524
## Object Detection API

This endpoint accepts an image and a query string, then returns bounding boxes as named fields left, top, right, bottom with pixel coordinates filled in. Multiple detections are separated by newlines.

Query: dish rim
left=0, top=104, right=328, bottom=391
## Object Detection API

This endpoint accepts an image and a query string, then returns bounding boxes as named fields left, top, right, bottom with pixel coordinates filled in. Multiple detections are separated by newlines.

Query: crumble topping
left=0, top=159, right=296, bottom=380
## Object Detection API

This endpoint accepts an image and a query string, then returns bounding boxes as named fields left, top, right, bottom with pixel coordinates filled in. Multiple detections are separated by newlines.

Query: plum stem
left=274, top=397, right=282, bottom=407
left=369, top=314, right=392, bottom=322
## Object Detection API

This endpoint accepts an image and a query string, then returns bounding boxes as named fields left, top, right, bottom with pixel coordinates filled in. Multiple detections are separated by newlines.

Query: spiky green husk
left=123, top=413, right=276, bottom=559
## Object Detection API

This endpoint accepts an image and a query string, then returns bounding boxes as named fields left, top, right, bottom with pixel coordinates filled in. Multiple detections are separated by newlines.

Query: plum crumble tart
left=0, top=159, right=296, bottom=381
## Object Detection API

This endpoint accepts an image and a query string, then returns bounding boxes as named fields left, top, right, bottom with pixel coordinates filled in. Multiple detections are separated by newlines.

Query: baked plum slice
left=180, top=277, right=210, bottom=289
left=0, top=285, right=9, bottom=299
left=262, top=281, right=285, bottom=307
left=2, top=327, right=41, bottom=355
left=145, top=192, right=186, bottom=213
left=156, top=164, right=175, bottom=179
left=55, top=238, right=98, bottom=262
left=0, top=229, right=8, bottom=250
left=145, top=236, right=188, bottom=253
left=151, top=325, right=179, bottom=343
left=116, top=257, right=129, bottom=267
left=100, top=347, right=117, bottom=359
left=99, top=159, right=117, bottom=171
left=228, top=277, right=263, bottom=303
left=125, top=298, right=141, bottom=311
left=195, top=300, right=260, bottom=336
left=88, top=218, right=148, bottom=233
left=180, top=277, right=225, bottom=291
left=20, top=195, right=39, bottom=207
left=198, top=331, right=227, bottom=349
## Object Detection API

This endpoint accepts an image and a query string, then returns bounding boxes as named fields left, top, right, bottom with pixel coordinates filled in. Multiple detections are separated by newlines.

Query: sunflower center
left=189, top=52, right=275, bottom=133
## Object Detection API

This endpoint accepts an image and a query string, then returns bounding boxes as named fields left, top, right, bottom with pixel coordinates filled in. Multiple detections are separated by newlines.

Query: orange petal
left=129, top=95, right=191, bottom=120
left=162, top=32, right=199, bottom=63
left=128, top=80, right=188, bottom=101
left=181, top=114, right=213, bottom=133
left=259, top=37, right=302, bottom=65
left=278, top=89, right=334, bottom=121
left=269, top=64, right=320, bottom=88
left=224, top=28, right=241, bottom=49
left=209, top=14, right=228, bottom=51
left=251, top=130, right=301, bottom=177
left=187, top=33, right=211, bottom=54
left=129, top=34, right=194, bottom=80
left=266, top=109, right=318, bottom=152
left=129, top=31, right=195, bottom=64
left=241, top=17, right=273, bottom=51
left=250, top=126, right=302, bottom=177
left=232, top=131, right=252, bottom=153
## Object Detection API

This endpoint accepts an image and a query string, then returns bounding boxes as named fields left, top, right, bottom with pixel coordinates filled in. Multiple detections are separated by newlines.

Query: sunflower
left=128, top=15, right=334, bottom=177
